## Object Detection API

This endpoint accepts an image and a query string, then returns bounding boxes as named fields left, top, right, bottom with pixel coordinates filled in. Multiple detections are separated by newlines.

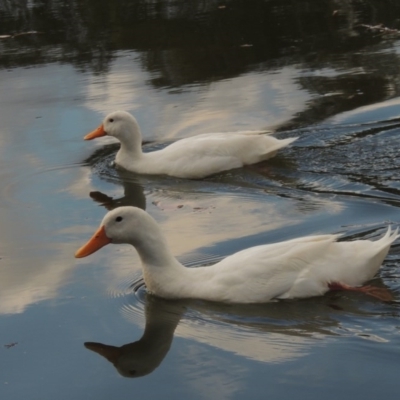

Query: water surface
left=1, top=1, right=400, bottom=399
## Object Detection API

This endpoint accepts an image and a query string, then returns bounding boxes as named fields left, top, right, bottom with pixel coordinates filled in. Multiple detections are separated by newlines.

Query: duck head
left=74, top=206, right=172, bottom=269
left=84, top=111, right=142, bottom=144
left=75, top=207, right=151, bottom=257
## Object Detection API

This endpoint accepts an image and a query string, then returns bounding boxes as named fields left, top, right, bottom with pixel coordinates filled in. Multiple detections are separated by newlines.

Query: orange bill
left=84, top=124, right=106, bottom=140
left=75, top=225, right=111, bottom=258
left=84, top=342, right=122, bottom=363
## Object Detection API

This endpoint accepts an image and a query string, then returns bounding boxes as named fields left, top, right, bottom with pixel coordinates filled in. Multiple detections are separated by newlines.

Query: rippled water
left=2, top=1, right=400, bottom=399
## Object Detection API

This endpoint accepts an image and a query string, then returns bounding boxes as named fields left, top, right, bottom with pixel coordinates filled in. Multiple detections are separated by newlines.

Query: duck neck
left=132, top=228, right=182, bottom=270
left=115, top=125, right=144, bottom=167
left=141, top=299, right=181, bottom=344
left=131, top=227, right=189, bottom=297
left=118, top=135, right=143, bottom=159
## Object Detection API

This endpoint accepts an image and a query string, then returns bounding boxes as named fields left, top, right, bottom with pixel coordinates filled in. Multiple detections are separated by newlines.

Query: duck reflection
left=84, top=296, right=184, bottom=378
left=89, top=176, right=146, bottom=211
left=83, top=136, right=348, bottom=220
left=85, top=143, right=147, bottom=211
left=84, top=287, right=393, bottom=378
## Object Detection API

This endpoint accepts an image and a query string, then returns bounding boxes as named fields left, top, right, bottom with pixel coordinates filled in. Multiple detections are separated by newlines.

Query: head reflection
left=84, top=142, right=146, bottom=211
left=84, top=296, right=184, bottom=378
left=89, top=176, right=146, bottom=211
left=83, top=287, right=389, bottom=379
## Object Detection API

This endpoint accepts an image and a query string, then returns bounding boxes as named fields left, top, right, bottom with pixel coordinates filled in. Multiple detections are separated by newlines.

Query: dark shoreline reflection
left=83, top=287, right=396, bottom=378
left=3, top=1, right=400, bottom=128
left=3, top=0, right=400, bottom=78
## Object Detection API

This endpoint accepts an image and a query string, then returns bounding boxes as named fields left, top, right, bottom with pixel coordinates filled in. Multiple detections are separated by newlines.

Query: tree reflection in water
left=2, top=0, right=400, bottom=129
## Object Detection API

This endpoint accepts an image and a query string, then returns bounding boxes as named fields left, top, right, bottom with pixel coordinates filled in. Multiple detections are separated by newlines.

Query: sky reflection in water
left=1, top=1, right=400, bottom=399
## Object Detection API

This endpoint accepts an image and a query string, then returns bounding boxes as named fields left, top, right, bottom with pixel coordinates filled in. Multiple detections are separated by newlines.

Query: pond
left=1, top=0, right=400, bottom=399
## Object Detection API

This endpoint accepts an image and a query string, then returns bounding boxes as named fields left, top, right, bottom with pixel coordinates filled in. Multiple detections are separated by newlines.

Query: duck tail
left=280, top=136, right=298, bottom=146
left=258, top=136, right=298, bottom=159
left=235, top=129, right=274, bottom=135
left=272, top=136, right=298, bottom=152
left=377, top=226, right=399, bottom=249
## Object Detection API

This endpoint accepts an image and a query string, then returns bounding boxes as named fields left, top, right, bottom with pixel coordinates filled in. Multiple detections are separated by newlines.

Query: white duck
left=84, top=111, right=297, bottom=179
left=75, top=207, right=398, bottom=303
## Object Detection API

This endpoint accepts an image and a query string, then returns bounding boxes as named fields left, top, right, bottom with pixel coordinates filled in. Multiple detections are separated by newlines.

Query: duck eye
left=109, top=118, right=114, bottom=123
left=115, top=216, right=123, bottom=222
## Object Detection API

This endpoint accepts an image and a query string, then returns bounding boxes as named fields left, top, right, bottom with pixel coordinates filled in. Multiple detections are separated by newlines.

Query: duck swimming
left=75, top=207, right=398, bottom=303
left=84, top=111, right=297, bottom=179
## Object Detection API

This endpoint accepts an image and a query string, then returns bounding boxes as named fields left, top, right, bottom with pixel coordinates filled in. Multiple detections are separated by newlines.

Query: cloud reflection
left=83, top=54, right=311, bottom=140
left=85, top=291, right=376, bottom=379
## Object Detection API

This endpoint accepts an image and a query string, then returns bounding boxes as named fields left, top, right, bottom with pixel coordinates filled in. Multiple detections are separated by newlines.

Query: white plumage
left=84, top=111, right=297, bottom=179
left=75, top=207, right=398, bottom=303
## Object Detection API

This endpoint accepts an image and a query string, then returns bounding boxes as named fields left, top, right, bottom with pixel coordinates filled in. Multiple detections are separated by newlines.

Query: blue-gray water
left=1, top=1, right=400, bottom=399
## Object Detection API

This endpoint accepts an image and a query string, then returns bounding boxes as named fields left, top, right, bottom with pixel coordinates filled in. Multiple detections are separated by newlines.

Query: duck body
left=84, top=111, right=297, bottom=179
left=75, top=207, right=398, bottom=304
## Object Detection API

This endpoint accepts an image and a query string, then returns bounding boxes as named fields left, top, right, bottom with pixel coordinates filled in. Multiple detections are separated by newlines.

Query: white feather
left=85, top=111, right=297, bottom=179
left=76, top=207, right=399, bottom=304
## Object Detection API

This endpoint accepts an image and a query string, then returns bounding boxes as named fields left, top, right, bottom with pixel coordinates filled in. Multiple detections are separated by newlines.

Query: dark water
left=1, top=1, right=400, bottom=399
